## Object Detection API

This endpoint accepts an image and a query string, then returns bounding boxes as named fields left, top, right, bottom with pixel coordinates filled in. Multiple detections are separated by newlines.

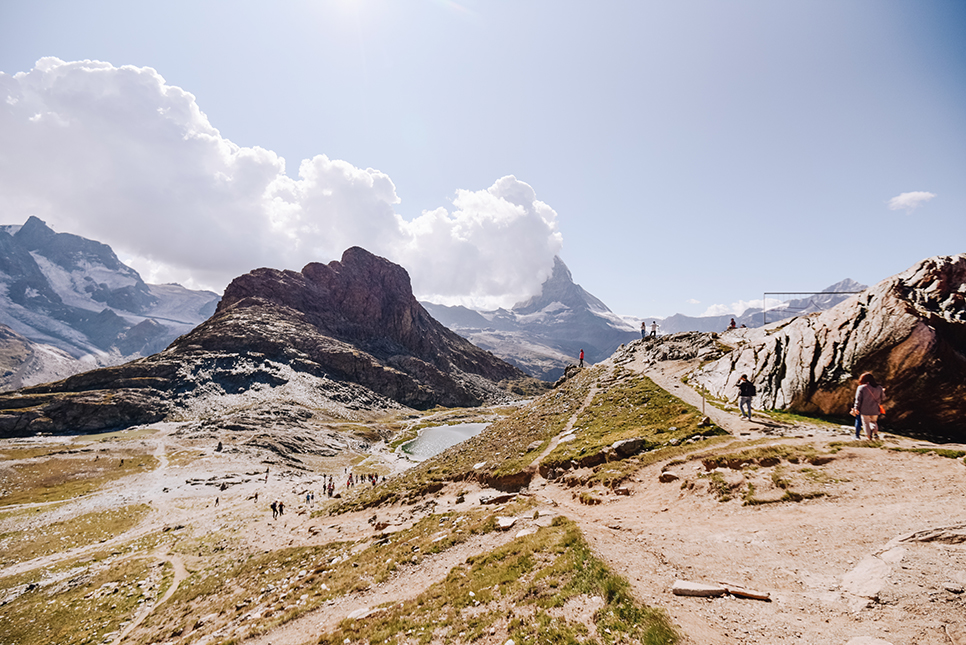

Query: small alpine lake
left=400, top=423, right=488, bottom=462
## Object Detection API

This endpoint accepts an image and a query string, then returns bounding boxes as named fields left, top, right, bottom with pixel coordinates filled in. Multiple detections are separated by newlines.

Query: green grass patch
left=0, top=444, right=71, bottom=460
left=319, top=517, right=678, bottom=645
left=542, top=370, right=726, bottom=473
left=76, top=426, right=160, bottom=443
left=757, top=409, right=846, bottom=428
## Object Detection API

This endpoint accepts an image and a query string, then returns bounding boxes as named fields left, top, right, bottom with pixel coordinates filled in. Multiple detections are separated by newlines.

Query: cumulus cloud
left=701, top=299, right=765, bottom=317
left=0, top=58, right=562, bottom=308
left=887, top=191, right=936, bottom=212
left=686, top=298, right=700, bottom=305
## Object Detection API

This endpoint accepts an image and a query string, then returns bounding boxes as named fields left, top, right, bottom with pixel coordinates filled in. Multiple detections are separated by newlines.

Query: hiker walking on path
left=736, top=374, right=756, bottom=420
left=270, top=500, right=278, bottom=519
left=579, top=349, right=584, bottom=368
left=852, top=372, right=885, bottom=441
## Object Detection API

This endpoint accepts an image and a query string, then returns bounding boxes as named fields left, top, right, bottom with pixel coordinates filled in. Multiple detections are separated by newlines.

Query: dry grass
left=0, top=503, right=151, bottom=564
left=0, top=450, right=159, bottom=506
left=130, top=501, right=534, bottom=644
left=669, top=443, right=838, bottom=505
left=0, top=553, right=164, bottom=645
left=318, top=517, right=678, bottom=645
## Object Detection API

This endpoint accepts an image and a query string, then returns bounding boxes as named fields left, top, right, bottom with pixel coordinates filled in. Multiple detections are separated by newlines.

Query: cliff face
left=690, top=254, right=966, bottom=439
left=0, top=248, right=528, bottom=436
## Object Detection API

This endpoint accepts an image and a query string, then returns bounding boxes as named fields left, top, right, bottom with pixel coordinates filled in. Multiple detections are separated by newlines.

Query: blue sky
left=1, top=1, right=963, bottom=318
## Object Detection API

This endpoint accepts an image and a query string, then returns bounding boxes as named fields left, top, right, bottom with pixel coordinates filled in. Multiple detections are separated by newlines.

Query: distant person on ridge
left=650, top=321, right=659, bottom=338
left=728, top=318, right=737, bottom=330
left=579, top=349, right=584, bottom=368
left=641, top=322, right=646, bottom=340
left=736, top=374, right=756, bottom=420
left=852, top=372, right=885, bottom=441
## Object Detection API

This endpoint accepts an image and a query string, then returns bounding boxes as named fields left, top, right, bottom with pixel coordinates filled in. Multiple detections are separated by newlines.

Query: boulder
left=689, top=254, right=966, bottom=440
left=611, top=437, right=649, bottom=457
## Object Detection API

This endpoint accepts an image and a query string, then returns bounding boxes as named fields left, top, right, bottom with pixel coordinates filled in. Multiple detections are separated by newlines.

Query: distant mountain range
left=0, top=217, right=870, bottom=389
left=423, top=257, right=640, bottom=380
left=644, top=279, right=868, bottom=335
left=0, top=217, right=219, bottom=389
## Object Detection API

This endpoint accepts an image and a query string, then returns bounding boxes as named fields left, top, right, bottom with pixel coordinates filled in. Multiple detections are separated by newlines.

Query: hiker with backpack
left=736, top=374, right=756, bottom=420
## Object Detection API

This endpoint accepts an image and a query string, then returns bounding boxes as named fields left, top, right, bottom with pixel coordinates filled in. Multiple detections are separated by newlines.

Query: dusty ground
left=1, top=351, right=965, bottom=645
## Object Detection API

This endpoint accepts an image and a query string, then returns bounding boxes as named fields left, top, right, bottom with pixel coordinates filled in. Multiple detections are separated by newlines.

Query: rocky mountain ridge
left=0, top=217, right=219, bottom=389
left=0, top=248, right=532, bottom=438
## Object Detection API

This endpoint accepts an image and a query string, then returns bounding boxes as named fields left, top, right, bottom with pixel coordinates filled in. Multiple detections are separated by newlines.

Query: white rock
left=497, top=517, right=517, bottom=530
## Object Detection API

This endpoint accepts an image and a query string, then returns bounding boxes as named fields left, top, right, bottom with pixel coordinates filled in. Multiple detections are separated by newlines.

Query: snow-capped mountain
left=423, top=257, right=639, bottom=380
left=0, top=216, right=219, bottom=389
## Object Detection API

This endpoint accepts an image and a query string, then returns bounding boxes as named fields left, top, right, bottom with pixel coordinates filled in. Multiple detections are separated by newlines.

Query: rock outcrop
left=690, top=254, right=966, bottom=439
left=0, top=248, right=530, bottom=436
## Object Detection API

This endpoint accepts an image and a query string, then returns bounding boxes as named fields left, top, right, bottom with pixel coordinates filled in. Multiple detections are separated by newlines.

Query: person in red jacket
left=579, top=349, right=584, bottom=368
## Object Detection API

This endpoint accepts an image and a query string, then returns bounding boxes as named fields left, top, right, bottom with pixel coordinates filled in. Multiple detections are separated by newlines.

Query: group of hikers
left=734, top=371, right=886, bottom=440
left=257, top=470, right=387, bottom=520
left=640, top=321, right=660, bottom=339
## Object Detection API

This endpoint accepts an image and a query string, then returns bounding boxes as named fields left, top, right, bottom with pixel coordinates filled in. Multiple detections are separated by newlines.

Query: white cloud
left=686, top=298, right=700, bottom=305
left=0, top=58, right=562, bottom=308
left=701, top=299, right=765, bottom=317
left=887, top=191, right=936, bottom=212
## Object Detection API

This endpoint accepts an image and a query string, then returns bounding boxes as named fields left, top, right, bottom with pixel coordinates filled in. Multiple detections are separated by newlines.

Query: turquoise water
left=401, top=423, right=488, bottom=461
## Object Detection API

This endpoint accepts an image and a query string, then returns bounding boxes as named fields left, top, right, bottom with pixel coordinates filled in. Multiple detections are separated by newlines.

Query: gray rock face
left=690, top=254, right=966, bottom=439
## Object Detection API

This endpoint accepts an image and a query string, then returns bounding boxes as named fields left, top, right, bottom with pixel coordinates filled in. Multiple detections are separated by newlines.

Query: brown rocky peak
left=218, top=247, right=428, bottom=351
